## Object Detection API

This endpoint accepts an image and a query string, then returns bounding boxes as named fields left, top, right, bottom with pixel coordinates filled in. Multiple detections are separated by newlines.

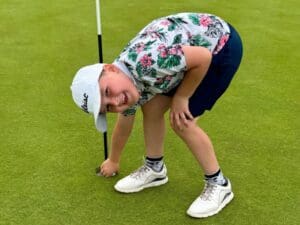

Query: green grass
left=0, top=0, right=299, bottom=224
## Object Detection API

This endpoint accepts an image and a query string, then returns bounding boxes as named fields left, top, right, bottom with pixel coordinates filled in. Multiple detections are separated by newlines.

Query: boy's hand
left=170, top=95, right=193, bottom=130
left=99, top=158, right=119, bottom=177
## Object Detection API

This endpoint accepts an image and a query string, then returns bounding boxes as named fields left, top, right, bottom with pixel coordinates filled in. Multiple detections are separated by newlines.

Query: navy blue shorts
left=163, top=24, right=243, bottom=117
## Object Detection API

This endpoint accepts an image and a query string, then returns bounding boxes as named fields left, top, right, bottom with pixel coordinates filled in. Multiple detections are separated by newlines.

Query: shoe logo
left=152, top=177, right=167, bottom=182
left=222, top=192, right=231, bottom=203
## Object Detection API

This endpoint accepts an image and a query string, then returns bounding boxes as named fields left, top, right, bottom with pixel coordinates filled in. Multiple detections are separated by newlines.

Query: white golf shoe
left=187, top=179, right=234, bottom=218
left=114, top=165, right=168, bottom=193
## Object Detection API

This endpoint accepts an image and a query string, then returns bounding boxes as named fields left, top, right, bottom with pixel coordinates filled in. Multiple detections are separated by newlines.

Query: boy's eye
left=105, top=88, right=110, bottom=112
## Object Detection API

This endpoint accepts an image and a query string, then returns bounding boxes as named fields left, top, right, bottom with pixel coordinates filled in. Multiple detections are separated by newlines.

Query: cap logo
left=81, top=93, right=89, bottom=113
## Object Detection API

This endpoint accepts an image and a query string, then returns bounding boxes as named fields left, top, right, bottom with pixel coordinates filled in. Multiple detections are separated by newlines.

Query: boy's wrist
left=174, top=82, right=194, bottom=99
left=174, top=92, right=190, bottom=100
left=108, top=156, right=120, bottom=164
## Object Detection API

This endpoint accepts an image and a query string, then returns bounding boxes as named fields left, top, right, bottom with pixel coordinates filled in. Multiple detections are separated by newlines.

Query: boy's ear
left=103, top=64, right=120, bottom=72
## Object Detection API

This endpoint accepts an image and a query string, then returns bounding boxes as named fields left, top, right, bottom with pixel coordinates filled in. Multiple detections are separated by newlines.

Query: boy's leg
left=171, top=119, right=233, bottom=218
left=141, top=95, right=171, bottom=158
left=171, top=118, right=219, bottom=175
left=175, top=24, right=242, bottom=218
left=114, top=95, right=171, bottom=193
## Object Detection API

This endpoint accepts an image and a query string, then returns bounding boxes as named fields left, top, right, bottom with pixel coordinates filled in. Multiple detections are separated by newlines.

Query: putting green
left=0, top=0, right=299, bottom=224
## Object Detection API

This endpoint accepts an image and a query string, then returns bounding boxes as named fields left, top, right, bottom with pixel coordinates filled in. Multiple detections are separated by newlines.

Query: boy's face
left=98, top=64, right=140, bottom=113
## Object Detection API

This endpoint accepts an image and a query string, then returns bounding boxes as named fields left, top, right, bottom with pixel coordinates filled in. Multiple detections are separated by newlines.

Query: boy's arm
left=170, top=45, right=212, bottom=130
left=100, top=113, right=135, bottom=177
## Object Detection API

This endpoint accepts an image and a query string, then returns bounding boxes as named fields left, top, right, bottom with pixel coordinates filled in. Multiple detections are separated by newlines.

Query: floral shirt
left=113, top=13, right=230, bottom=115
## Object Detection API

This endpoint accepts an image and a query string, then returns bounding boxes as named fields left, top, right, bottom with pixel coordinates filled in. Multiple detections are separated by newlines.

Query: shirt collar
left=113, top=61, right=136, bottom=84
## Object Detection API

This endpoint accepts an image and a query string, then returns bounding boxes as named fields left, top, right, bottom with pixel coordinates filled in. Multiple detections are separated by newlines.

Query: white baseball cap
left=70, top=63, right=107, bottom=132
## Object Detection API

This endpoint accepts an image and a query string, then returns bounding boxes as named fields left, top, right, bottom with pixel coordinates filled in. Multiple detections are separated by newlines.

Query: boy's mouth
left=120, top=92, right=128, bottom=105
left=124, top=93, right=128, bottom=104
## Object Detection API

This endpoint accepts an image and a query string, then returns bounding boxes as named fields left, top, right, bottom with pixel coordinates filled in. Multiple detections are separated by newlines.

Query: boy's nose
left=108, top=97, right=119, bottom=106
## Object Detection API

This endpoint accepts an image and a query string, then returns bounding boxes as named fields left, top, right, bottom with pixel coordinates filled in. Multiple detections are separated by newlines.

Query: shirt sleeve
left=122, top=104, right=138, bottom=116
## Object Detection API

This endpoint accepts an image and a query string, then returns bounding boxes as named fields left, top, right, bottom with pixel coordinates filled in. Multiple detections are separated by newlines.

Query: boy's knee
left=169, top=119, right=199, bottom=136
left=141, top=95, right=171, bottom=118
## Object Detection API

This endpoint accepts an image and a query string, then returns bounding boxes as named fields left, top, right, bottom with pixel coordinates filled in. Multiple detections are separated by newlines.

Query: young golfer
left=71, top=12, right=243, bottom=218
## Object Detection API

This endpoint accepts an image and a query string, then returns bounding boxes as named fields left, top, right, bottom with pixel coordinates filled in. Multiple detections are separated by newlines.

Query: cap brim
left=92, top=78, right=107, bottom=132
left=95, top=113, right=107, bottom=132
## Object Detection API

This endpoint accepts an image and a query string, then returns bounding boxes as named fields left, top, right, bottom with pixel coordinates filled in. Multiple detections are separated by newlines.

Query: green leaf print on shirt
left=189, top=34, right=211, bottom=47
left=157, top=54, right=181, bottom=69
left=128, top=49, right=138, bottom=62
left=172, top=34, right=182, bottom=44
left=167, top=17, right=188, bottom=31
left=188, top=14, right=201, bottom=26
left=157, top=45, right=183, bottom=69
